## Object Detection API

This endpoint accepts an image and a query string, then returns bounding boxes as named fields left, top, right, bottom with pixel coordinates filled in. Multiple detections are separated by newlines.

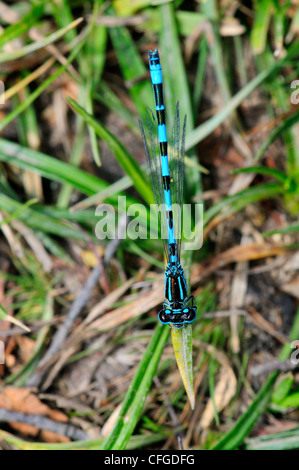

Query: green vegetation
left=0, top=0, right=298, bottom=451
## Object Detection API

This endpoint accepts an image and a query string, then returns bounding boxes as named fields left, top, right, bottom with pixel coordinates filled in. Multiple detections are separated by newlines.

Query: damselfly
left=139, top=49, right=197, bottom=328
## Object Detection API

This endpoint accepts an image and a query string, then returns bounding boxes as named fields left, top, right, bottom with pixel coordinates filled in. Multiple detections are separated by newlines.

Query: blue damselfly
left=139, top=49, right=197, bottom=328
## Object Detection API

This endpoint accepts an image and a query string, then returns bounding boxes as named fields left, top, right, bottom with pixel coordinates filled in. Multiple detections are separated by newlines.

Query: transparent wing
left=168, top=102, right=186, bottom=259
left=139, top=108, right=170, bottom=260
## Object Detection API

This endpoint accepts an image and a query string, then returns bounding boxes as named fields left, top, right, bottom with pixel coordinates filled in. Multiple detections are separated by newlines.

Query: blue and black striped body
left=148, top=49, right=196, bottom=328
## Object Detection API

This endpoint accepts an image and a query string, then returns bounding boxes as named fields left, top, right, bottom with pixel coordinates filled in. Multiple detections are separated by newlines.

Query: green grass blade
left=34, top=205, right=97, bottom=228
left=34, top=231, right=73, bottom=263
left=186, top=68, right=271, bottom=150
left=127, top=7, right=205, bottom=37
left=203, top=183, right=283, bottom=227
left=263, top=223, right=299, bottom=236
left=85, top=92, right=101, bottom=166
left=14, top=74, right=41, bottom=152
left=70, top=175, right=134, bottom=211
left=273, top=8, right=285, bottom=55
left=234, top=35, right=248, bottom=86
left=0, top=36, right=85, bottom=133
left=201, top=0, right=231, bottom=103
left=0, top=17, right=83, bottom=64
left=56, top=111, right=86, bottom=208
left=108, top=6, right=153, bottom=121
left=7, top=295, right=54, bottom=387
left=113, top=0, right=152, bottom=15
left=250, top=0, right=273, bottom=54
left=50, top=0, right=76, bottom=43
left=186, top=38, right=299, bottom=151
left=277, top=393, right=299, bottom=408
left=289, top=5, right=299, bottom=38
left=0, top=4, right=44, bottom=49
left=101, top=323, right=169, bottom=449
left=245, top=426, right=299, bottom=450
left=231, top=166, right=288, bottom=184
left=256, top=48, right=299, bottom=172
left=0, top=140, right=152, bottom=236
left=171, top=325, right=195, bottom=409
left=67, top=98, right=153, bottom=205
left=159, top=0, right=203, bottom=201
left=95, top=83, right=139, bottom=133
left=0, top=302, right=30, bottom=332
left=0, top=194, right=87, bottom=241
left=0, top=429, right=168, bottom=451
left=80, top=3, right=107, bottom=167
left=175, top=10, right=206, bottom=37
left=0, top=143, right=107, bottom=196
left=159, top=3, right=193, bottom=122
left=193, top=35, right=208, bottom=115
left=159, top=1, right=202, bottom=290
left=254, top=110, right=299, bottom=163
left=211, top=307, right=299, bottom=450
left=57, top=3, right=107, bottom=204
left=0, top=198, right=38, bottom=226
left=271, top=376, right=294, bottom=405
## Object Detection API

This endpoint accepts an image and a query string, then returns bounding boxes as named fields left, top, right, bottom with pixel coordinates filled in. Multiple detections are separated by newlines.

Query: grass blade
left=186, top=68, right=271, bottom=150
left=0, top=303, right=30, bottom=332
left=67, top=97, right=153, bottom=205
left=186, top=38, right=299, bottom=150
left=95, top=83, right=139, bottom=133
left=201, top=0, right=231, bottom=103
left=0, top=35, right=85, bottom=133
left=263, top=223, right=299, bottom=236
left=0, top=193, right=87, bottom=241
left=171, top=325, right=195, bottom=409
left=211, top=307, right=299, bottom=449
left=203, top=183, right=283, bottom=228
left=0, top=4, right=44, bottom=49
left=231, top=166, right=288, bottom=184
left=101, top=323, right=169, bottom=449
left=0, top=429, right=169, bottom=451
left=245, top=427, right=299, bottom=450
left=0, top=198, right=38, bottom=226
left=0, top=18, right=83, bottom=64
left=254, top=110, right=299, bottom=163
left=159, top=3, right=193, bottom=123
left=7, top=295, right=54, bottom=387
left=107, top=6, right=153, bottom=120
left=50, top=0, right=77, bottom=43
left=193, top=35, right=208, bottom=115
left=0, top=140, right=110, bottom=196
left=250, top=0, right=273, bottom=54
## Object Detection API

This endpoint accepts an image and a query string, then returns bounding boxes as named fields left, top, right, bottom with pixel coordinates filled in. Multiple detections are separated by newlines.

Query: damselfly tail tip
left=149, top=49, right=159, bottom=60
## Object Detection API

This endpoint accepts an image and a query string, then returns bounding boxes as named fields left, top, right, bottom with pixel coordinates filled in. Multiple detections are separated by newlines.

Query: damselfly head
left=158, top=306, right=197, bottom=326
